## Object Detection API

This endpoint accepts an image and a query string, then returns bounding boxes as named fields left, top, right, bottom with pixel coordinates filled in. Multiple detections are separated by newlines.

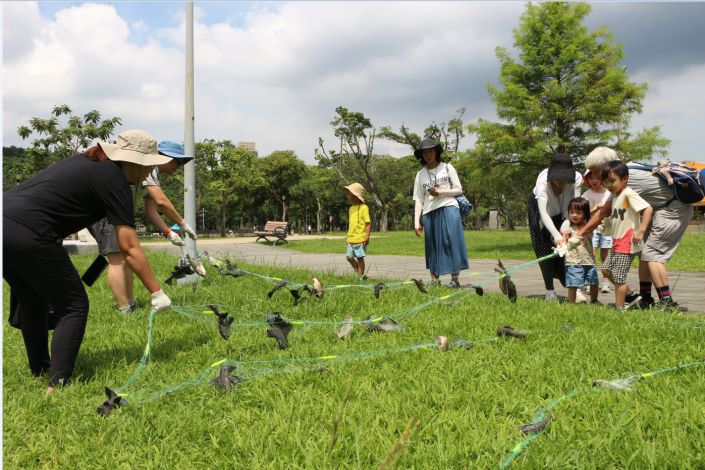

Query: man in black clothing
left=3, top=129, right=173, bottom=395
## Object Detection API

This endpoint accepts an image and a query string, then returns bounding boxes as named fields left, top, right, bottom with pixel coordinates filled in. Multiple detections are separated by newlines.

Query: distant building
left=237, top=142, right=257, bottom=157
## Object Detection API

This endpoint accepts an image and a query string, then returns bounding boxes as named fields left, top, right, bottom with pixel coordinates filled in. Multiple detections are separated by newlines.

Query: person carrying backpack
left=570, top=146, right=696, bottom=310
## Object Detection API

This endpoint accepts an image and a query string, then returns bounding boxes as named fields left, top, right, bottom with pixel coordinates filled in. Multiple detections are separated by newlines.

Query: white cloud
left=3, top=1, right=704, bottom=163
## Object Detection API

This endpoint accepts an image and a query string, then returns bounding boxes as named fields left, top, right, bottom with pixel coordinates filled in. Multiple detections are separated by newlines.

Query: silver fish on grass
left=434, top=335, right=449, bottom=351
left=363, top=315, right=405, bottom=333
left=411, top=278, right=428, bottom=294
left=332, top=316, right=354, bottom=339
left=186, top=254, right=207, bottom=277
left=515, top=413, right=553, bottom=435
left=311, top=276, right=324, bottom=299
left=593, top=379, right=633, bottom=392
left=202, top=250, right=220, bottom=268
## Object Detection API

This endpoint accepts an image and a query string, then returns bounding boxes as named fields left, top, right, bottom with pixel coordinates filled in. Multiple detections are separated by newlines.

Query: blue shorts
left=346, top=243, right=366, bottom=258
left=592, top=232, right=612, bottom=249
left=565, top=265, right=598, bottom=287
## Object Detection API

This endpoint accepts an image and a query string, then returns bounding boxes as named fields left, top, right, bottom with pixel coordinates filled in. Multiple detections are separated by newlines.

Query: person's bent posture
left=3, top=130, right=172, bottom=395
left=571, top=146, right=693, bottom=309
left=87, top=140, right=196, bottom=313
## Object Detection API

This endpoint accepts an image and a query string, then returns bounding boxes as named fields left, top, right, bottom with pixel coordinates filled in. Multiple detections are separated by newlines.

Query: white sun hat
left=100, top=130, right=171, bottom=166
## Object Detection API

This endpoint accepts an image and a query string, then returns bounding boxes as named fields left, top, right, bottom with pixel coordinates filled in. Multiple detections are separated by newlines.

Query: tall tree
left=259, top=150, right=308, bottom=221
left=17, top=105, right=122, bottom=172
left=316, top=106, right=391, bottom=232
left=378, top=107, right=467, bottom=157
left=466, top=2, right=671, bottom=171
left=196, top=139, right=264, bottom=236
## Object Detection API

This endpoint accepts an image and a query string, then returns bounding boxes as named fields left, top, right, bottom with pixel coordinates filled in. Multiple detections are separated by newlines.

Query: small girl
left=581, top=169, right=612, bottom=294
left=561, top=197, right=599, bottom=303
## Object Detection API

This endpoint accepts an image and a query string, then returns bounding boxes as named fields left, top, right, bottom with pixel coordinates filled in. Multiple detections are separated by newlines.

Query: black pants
left=527, top=194, right=566, bottom=291
left=3, top=217, right=89, bottom=387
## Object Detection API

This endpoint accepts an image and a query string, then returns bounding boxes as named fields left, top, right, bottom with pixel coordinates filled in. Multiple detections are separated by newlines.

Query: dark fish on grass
left=363, top=315, right=405, bottom=333
left=331, top=316, right=354, bottom=339
left=374, top=282, right=386, bottom=299
left=267, top=280, right=289, bottom=299
left=209, top=364, right=242, bottom=391
left=497, top=325, right=525, bottom=339
left=164, top=263, right=194, bottom=286
left=450, top=339, right=473, bottom=351
left=514, top=413, right=553, bottom=434
left=300, top=284, right=314, bottom=296
left=207, top=304, right=234, bottom=340
left=411, top=278, right=428, bottom=294
left=97, top=387, right=126, bottom=417
left=266, top=312, right=294, bottom=350
left=495, top=260, right=518, bottom=302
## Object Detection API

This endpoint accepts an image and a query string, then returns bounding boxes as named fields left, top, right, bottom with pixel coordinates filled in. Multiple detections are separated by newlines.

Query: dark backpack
left=628, top=160, right=705, bottom=205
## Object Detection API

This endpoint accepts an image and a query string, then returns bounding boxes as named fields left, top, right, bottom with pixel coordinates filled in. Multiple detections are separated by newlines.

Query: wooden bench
left=254, top=221, right=289, bottom=246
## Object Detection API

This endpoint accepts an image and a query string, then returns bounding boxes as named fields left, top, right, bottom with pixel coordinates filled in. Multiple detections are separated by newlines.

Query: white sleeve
left=537, top=198, right=563, bottom=242
left=412, top=172, right=425, bottom=204
left=437, top=163, right=462, bottom=197
left=414, top=201, right=423, bottom=229
left=533, top=169, right=549, bottom=201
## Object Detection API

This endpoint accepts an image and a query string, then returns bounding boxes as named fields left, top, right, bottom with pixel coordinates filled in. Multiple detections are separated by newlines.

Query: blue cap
left=158, top=140, right=194, bottom=162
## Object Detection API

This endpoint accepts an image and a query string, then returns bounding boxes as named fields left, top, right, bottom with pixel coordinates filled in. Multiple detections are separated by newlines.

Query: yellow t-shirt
left=347, top=203, right=370, bottom=244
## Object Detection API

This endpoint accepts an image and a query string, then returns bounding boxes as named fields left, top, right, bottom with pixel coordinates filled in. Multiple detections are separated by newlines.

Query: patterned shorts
left=601, top=251, right=636, bottom=284
left=346, top=243, right=366, bottom=259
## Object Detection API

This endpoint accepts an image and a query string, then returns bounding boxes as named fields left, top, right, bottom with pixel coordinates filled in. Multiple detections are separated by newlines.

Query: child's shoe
left=544, top=290, right=557, bottom=302
left=624, top=295, right=642, bottom=310
left=575, top=289, right=588, bottom=303
left=600, top=279, right=611, bottom=294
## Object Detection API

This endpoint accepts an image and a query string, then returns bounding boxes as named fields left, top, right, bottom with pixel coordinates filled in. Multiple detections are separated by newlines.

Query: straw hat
left=343, top=183, right=365, bottom=203
left=100, top=130, right=171, bottom=167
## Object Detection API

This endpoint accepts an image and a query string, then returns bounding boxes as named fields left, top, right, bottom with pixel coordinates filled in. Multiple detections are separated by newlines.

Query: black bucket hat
left=547, top=154, right=575, bottom=182
left=414, top=138, right=444, bottom=163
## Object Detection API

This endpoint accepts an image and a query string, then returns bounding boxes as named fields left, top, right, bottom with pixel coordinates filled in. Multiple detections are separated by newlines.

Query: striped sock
left=639, top=282, right=653, bottom=301
left=656, top=285, right=671, bottom=300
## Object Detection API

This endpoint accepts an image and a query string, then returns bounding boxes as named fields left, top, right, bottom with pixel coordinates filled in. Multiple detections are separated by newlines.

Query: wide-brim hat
left=413, top=138, right=444, bottom=161
left=100, top=130, right=171, bottom=167
left=158, top=140, right=194, bottom=163
left=583, top=168, right=600, bottom=187
left=547, top=154, right=575, bottom=182
left=343, top=182, right=365, bottom=203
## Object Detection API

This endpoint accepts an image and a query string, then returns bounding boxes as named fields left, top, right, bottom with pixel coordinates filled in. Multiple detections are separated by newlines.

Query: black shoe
left=635, top=297, right=656, bottom=310
left=590, top=300, right=601, bottom=305
left=658, top=298, right=680, bottom=311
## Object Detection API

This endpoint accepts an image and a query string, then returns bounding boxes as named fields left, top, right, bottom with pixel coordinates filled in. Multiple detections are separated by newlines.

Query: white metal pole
left=181, top=1, right=197, bottom=283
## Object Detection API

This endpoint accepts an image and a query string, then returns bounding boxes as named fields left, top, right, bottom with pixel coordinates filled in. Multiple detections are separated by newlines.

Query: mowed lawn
left=3, top=250, right=704, bottom=469
left=268, top=229, right=705, bottom=272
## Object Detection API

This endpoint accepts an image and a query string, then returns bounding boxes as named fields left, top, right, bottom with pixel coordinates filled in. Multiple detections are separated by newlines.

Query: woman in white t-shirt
left=412, top=139, right=469, bottom=287
left=528, top=154, right=583, bottom=301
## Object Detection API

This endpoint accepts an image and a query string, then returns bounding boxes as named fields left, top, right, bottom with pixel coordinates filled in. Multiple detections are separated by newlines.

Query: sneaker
left=117, top=305, right=132, bottom=314
left=613, top=305, right=625, bottom=312
left=545, top=290, right=557, bottom=302
left=590, top=299, right=601, bottom=305
left=658, top=298, right=681, bottom=311
left=129, top=301, right=138, bottom=311
left=575, top=291, right=588, bottom=303
left=600, top=283, right=612, bottom=294
left=448, top=280, right=460, bottom=289
left=624, top=295, right=642, bottom=310
left=635, top=297, right=656, bottom=310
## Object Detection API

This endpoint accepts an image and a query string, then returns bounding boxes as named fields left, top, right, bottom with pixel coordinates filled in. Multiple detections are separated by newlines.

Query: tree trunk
left=506, top=214, right=515, bottom=231
left=315, top=197, right=322, bottom=234
left=282, top=202, right=287, bottom=222
left=220, top=194, right=228, bottom=237
left=378, top=208, right=388, bottom=232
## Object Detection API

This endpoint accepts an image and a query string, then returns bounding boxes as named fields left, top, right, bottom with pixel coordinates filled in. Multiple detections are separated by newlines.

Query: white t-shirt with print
left=532, top=168, right=583, bottom=218
left=601, top=187, right=650, bottom=254
left=582, top=187, right=611, bottom=212
left=413, top=163, right=461, bottom=215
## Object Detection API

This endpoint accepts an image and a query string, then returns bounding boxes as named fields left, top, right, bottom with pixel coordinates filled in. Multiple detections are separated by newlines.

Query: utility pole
left=180, top=1, right=197, bottom=284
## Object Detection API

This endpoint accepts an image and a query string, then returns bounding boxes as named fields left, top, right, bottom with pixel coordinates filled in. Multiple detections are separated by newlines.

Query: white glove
left=567, top=235, right=583, bottom=250
left=151, top=289, right=172, bottom=313
left=552, top=245, right=568, bottom=257
left=179, top=221, right=197, bottom=240
left=167, top=231, right=184, bottom=246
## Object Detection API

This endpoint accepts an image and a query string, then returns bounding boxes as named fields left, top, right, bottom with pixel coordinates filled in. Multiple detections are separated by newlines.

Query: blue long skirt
left=422, top=205, right=469, bottom=276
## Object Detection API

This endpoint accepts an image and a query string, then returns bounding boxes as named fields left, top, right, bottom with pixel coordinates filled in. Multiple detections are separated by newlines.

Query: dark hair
left=568, top=197, right=591, bottom=222
left=84, top=145, right=109, bottom=162
left=415, top=148, right=443, bottom=166
left=601, top=160, right=629, bottom=181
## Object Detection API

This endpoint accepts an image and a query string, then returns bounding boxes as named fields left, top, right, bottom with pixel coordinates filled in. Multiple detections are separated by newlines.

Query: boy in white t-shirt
left=598, top=161, right=653, bottom=311
left=581, top=169, right=613, bottom=294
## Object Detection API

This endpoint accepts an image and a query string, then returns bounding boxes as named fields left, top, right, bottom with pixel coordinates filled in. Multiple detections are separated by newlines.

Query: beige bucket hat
left=343, top=182, right=365, bottom=203
left=100, top=130, right=171, bottom=166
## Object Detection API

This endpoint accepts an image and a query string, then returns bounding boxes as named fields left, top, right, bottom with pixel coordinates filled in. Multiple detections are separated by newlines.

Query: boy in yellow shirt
left=343, top=183, right=371, bottom=280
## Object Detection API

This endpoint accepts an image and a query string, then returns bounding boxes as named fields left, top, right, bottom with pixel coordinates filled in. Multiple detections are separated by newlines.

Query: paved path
left=147, top=241, right=705, bottom=315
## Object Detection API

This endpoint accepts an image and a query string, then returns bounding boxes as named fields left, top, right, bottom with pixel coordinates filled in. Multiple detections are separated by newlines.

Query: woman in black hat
left=412, top=138, right=469, bottom=286
left=528, top=154, right=584, bottom=301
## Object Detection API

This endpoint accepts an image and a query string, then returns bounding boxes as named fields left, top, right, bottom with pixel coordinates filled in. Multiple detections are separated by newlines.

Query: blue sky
left=5, top=2, right=705, bottom=162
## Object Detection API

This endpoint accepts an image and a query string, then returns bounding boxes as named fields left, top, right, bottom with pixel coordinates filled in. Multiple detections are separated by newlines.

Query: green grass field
left=4, top=250, right=705, bottom=469
left=266, top=230, right=705, bottom=272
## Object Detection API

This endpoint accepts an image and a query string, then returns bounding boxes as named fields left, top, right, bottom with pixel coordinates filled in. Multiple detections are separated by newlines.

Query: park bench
left=254, top=221, right=289, bottom=246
